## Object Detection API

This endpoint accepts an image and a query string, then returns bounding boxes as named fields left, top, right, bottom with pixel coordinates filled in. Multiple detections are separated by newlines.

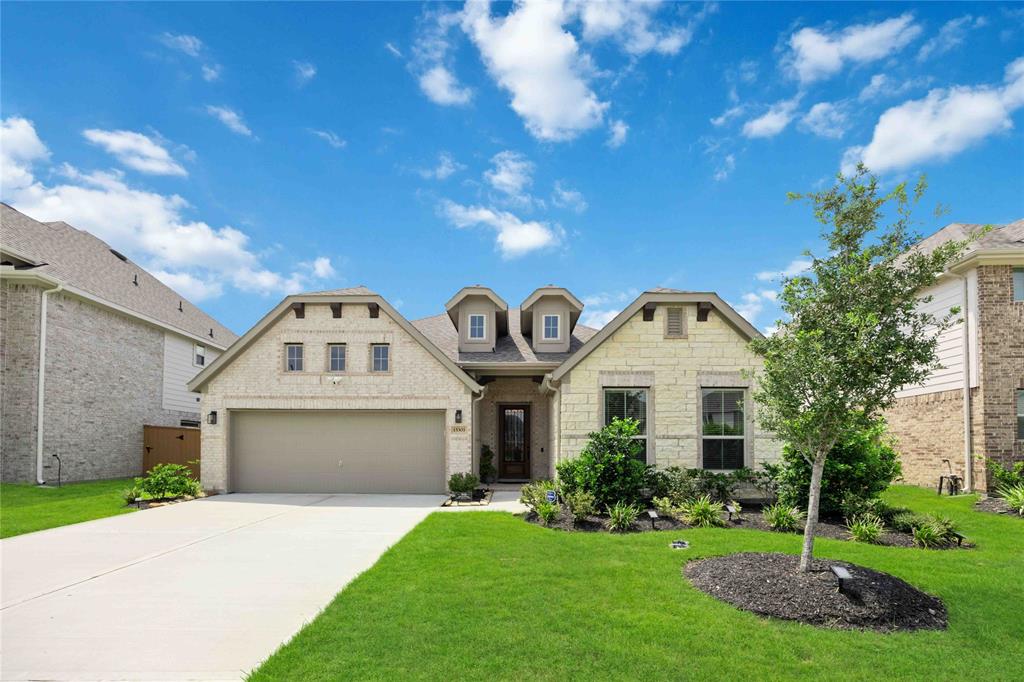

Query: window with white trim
left=193, top=344, right=206, bottom=367
left=543, top=314, right=560, bottom=340
left=328, top=344, right=346, bottom=372
left=285, top=344, right=303, bottom=372
left=603, top=388, right=647, bottom=462
left=1014, top=268, right=1024, bottom=302
left=371, top=344, right=390, bottom=372
left=701, top=389, right=745, bottom=470
left=468, top=314, right=486, bottom=340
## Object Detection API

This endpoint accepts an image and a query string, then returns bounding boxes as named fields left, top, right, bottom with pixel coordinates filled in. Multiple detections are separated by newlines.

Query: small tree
left=750, top=166, right=978, bottom=572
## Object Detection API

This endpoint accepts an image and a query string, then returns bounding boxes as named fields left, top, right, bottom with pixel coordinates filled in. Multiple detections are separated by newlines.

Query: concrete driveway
left=0, top=493, right=444, bottom=681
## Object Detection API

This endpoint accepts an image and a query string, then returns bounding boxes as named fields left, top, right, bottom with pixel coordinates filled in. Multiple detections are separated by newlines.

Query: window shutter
left=665, top=307, right=685, bottom=338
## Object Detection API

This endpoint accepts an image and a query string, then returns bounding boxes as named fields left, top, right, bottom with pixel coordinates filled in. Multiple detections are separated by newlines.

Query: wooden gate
left=143, top=425, right=200, bottom=478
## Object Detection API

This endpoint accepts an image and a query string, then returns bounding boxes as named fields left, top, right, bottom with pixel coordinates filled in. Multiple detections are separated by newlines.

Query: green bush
left=890, top=510, right=926, bottom=533
left=135, top=463, right=200, bottom=500
left=998, top=483, right=1024, bottom=516
left=535, top=501, right=559, bottom=526
left=775, top=419, right=901, bottom=518
left=556, top=418, right=650, bottom=507
left=652, top=496, right=677, bottom=517
left=519, top=480, right=558, bottom=512
left=648, top=466, right=750, bottom=505
left=986, top=458, right=1024, bottom=489
left=680, top=495, right=726, bottom=528
left=478, top=445, right=497, bottom=484
left=847, top=513, right=885, bottom=544
left=912, top=522, right=945, bottom=548
left=606, top=501, right=640, bottom=532
left=448, top=472, right=479, bottom=495
left=563, top=490, right=596, bottom=523
left=763, top=503, right=805, bottom=532
left=121, top=486, right=142, bottom=505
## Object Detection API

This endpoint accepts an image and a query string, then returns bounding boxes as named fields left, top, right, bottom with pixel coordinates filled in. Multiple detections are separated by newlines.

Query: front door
left=498, top=405, right=530, bottom=480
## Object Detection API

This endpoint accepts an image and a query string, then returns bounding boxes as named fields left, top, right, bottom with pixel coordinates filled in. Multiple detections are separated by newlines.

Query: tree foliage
left=749, top=165, right=979, bottom=570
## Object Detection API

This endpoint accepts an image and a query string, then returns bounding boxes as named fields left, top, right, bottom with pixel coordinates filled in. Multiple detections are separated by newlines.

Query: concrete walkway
left=0, top=493, right=444, bottom=681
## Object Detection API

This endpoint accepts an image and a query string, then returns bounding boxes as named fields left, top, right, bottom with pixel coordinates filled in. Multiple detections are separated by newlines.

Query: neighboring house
left=0, top=204, right=238, bottom=483
left=189, top=285, right=780, bottom=494
left=886, top=220, right=1024, bottom=492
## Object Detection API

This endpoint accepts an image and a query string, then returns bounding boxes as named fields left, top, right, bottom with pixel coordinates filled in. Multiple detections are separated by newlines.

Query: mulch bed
left=685, top=552, right=947, bottom=632
left=975, top=496, right=1023, bottom=519
left=524, top=510, right=689, bottom=533
left=134, top=494, right=206, bottom=510
left=739, top=512, right=917, bottom=548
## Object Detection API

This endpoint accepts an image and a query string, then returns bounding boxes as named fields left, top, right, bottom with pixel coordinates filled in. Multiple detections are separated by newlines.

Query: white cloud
left=785, top=13, right=921, bottom=84
left=580, top=308, right=621, bottom=328
left=858, top=73, right=933, bottom=101
left=484, top=150, right=534, bottom=199
left=713, top=153, right=735, bottom=181
left=439, top=199, right=562, bottom=258
left=733, top=289, right=781, bottom=324
left=293, top=60, right=317, bottom=86
left=385, top=42, right=403, bottom=58
left=205, top=105, right=253, bottom=137
left=201, top=64, right=222, bottom=82
left=419, top=65, right=473, bottom=105
left=843, top=57, right=1024, bottom=174
left=551, top=180, right=587, bottom=213
left=756, top=258, right=812, bottom=281
left=462, top=0, right=608, bottom=141
left=607, top=119, right=629, bottom=147
left=83, top=129, right=187, bottom=176
left=151, top=270, right=224, bottom=301
left=711, top=104, right=745, bottom=127
left=917, top=15, right=987, bottom=62
left=1, top=118, right=327, bottom=300
left=418, top=151, right=464, bottom=180
left=576, top=0, right=705, bottom=56
left=582, top=289, right=637, bottom=307
left=158, top=32, right=203, bottom=57
left=304, top=256, right=336, bottom=279
left=742, top=97, right=800, bottom=138
left=309, top=129, right=346, bottom=149
left=1, top=116, right=50, bottom=190
left=800, top=102, right=848, bottom=139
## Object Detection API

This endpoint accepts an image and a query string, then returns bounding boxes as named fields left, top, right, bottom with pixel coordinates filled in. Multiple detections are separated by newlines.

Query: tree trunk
left=799, top=451, right=827, bottom=572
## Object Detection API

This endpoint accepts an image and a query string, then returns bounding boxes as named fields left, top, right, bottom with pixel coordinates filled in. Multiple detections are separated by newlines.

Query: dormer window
left=543, top=314, right=560, bottom=340
left=469, top=314, right=486, bottom=340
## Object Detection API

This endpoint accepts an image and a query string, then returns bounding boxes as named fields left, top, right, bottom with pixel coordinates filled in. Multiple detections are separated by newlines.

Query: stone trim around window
left=696, top=372, right=753, bottom=470
left=597, top=372, right=656, bottom=464
left=368, top=343, right=393, bottom=375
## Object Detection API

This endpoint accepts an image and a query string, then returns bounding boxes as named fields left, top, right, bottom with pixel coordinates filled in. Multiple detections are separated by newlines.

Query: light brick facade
left=553, top=304, right=780, bottom=471
left=198, top=301, right=474, bottom=492
left=1, top=281, right=198, bottom=482
left=475, top=377, right=551, bottom=480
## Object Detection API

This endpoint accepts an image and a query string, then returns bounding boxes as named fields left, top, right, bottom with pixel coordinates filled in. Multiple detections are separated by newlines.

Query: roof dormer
left=445, top=285, right=508, bottom=353
left=520, top=285, right=583, bottom=354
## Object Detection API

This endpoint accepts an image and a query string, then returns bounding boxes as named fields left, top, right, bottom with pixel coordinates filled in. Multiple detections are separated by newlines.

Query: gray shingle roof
left=413, top=306, right=598, bottom=365
left=1, top=203, right=237, bottom=346
left=910, top=219, right=1024, bottom=259
left=300, top=286, right=378, bottom=296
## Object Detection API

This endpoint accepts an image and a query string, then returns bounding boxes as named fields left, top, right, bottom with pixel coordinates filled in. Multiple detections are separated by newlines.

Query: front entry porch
left=471, top=376, right=553, bottom=483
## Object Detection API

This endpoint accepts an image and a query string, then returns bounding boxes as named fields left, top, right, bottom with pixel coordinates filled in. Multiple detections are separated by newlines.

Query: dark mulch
left=975, top=496, right=1023, bottom=518
left=523, top=510, right=690, bottom=533
left=685, top=552, right=947, bottom=632
left=739, top=512, right=917, bottom=548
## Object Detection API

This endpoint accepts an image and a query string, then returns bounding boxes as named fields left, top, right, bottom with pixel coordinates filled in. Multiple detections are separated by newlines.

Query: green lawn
left=0, top=478, right=136, bottom=538
left=251, top=487, right=1024, bottom=681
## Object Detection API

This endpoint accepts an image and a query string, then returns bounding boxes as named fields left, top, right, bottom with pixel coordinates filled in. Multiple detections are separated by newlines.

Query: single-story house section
left=188, top=285, right=782, bottom=493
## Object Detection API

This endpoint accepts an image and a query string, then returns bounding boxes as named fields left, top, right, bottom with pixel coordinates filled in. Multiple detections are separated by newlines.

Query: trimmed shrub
left=998, top=483, right=1024, bottom=516
left=563, top=490, right=596, bottom=523
left=775, top=419, right=901, bottom=518
left=847, top=513, right=885, bottom=544
left=448, top=472, right=479, bottom=495
left=556, top=418, right=650, bottom=507
left=535, top=501, right=559, bottom=526
left=135, top=463, right=200, bottom=500
left=606, top=501, right=640, bottom=532
left=763, top=503, right=805, bottom=532
left=648, top=466, right=749, bottom=505
left=520, top=480, right=558, bottom=512
left=890, top=510, right=926, bottom=533
left=680, top=495, right=726, bottom=528
left=478, top=445, right=497, bottom=484
left=986, top=458, right=1024, bottom=489
left=652, top=496, right=677, bottom=517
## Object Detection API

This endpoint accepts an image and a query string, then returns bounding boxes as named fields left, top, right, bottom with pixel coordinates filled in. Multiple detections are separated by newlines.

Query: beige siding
left=198, top=301, right=473, bottom=492
left=557, top=304, right=780, bottom=471
left=531, top=298, right=571, bottom=353
left=162, top=332, right=219, bottom=414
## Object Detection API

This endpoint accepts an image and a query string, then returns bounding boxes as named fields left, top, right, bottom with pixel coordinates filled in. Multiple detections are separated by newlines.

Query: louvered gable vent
left=665, top=307, right=685, bottom=339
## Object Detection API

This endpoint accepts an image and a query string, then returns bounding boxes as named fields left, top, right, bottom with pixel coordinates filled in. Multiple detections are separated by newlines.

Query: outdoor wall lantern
left=455, top=409, right=463, bottom=424
left=207, top=411, right=218, bottom=425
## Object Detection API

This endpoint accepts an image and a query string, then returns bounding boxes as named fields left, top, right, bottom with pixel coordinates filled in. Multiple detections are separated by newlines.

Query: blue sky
left=3, top=1, right=1022, bottom=335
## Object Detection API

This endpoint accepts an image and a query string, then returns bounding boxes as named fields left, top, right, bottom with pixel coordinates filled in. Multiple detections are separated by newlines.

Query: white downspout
left=472, top=385, right=487, bottom=475
left=953, top=273, right=973, bottom=492
left=36, top=282, right=63, bottom=484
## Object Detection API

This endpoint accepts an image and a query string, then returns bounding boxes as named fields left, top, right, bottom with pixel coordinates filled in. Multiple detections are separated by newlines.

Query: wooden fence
left=143, top=425, right=200, bottom=478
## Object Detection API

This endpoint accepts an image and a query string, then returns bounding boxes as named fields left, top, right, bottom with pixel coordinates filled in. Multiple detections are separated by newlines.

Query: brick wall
left=885, top=388, right=977, bottom=487
left=199, top=301, right=474, bottom=492
left=1, top=283, right=197, bottom=483
left=476, top=377, right=550, bottom=480
left=556, top=304, right=780, bottom=471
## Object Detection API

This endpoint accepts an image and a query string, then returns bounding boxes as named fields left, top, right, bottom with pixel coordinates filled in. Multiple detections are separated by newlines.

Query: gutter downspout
left=471, top=385, right=487, bottom=475
left=36, top=282, right=63, bottom=485
left=952, top=273, right=973, bottom=492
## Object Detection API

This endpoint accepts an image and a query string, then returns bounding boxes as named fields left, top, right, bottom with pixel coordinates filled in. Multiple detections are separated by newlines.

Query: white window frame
left=1014, top=267, right=1024, bottom=302
left=193, top=344, right=206, bottom=367
left=328, top=343, right=346, bottom=373
left=602, top=388, right=648, bottom=463
left=468, top=313, right=486, bottom=340
left=285, top=343, right=304, bottom=372
left=371, top=344, right=390, bottom=372
left=542, top=314, right=561, bottom=340
left=700, top=388, right=746, bottom=471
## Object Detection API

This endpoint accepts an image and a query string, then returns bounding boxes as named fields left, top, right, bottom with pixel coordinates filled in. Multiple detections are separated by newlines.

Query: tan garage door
left=229, top=410, right=446, bottom=493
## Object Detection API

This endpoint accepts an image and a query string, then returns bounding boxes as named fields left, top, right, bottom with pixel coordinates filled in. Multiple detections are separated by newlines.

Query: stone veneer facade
left=886, top=265, right=1024, bottom=491
left=553, top=304, right=780, bottom=472
left=198, top=301, right=474, bottom=492
left=1, top=280, right=197, bottom=482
